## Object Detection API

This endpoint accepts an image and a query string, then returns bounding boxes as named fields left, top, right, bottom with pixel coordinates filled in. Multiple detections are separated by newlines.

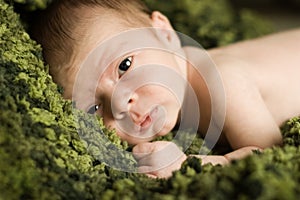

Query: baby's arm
left=219, top=66, right=282, bottom=160
left=188, top=62, right=276, bottom=165
left=199, top=69, right=283, bottom=164
left=132, top=142, right=261, bottom=179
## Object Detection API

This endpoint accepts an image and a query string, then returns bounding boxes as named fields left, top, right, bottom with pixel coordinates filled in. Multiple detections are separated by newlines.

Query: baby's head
left=32, top=0, right=188, bottom=144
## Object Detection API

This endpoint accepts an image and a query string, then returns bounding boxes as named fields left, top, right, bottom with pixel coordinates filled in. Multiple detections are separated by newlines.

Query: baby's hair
left=30, top=0, right=151, bottom=84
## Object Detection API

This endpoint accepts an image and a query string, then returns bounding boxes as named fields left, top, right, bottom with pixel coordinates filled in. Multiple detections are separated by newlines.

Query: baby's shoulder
left=183, top=45, right=248, bottom=76
left=208, top=51, right=250, bottom=80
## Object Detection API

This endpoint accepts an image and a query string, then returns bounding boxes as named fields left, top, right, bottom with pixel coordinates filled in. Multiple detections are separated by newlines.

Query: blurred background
left=229, top=0, right=300, bottom=31
left=143, top=0, right=300, bottom=48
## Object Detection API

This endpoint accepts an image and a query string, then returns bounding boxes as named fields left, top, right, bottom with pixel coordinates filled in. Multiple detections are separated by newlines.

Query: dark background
left=230, top=0, right=300, bottom=31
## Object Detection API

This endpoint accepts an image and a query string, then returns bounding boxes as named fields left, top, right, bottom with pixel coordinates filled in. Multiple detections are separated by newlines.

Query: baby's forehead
left=75, top=6, right=148, bottom=41
left=77, top=27, right=161, bottom=64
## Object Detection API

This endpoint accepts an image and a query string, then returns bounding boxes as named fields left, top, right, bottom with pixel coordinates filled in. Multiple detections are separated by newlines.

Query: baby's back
left=209, top=29, right=300, bottom=126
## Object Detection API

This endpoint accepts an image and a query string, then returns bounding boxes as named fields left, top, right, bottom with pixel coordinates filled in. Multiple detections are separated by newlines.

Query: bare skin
left=54, top=8, right=300, bottom=178
left=134, top=30, right=300, bottom=178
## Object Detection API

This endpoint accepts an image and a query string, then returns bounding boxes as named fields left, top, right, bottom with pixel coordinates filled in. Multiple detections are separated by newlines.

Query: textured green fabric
left=1, top=0, right=299, bottom=199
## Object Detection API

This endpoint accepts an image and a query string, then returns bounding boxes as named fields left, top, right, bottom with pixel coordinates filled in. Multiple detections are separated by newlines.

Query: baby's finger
left=138, top=165, right=174, bottom=179
left=146, top=174, right=158, bottom=179
left=137, top=154, right=155, bottom=167
left=198, top=155, right=230, bottom=165
left=138, top=166, right=157, bottom=178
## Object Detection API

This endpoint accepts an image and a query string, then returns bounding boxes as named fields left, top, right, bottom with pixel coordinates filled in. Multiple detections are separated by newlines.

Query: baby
left=31, top=0, right=300, bottom=178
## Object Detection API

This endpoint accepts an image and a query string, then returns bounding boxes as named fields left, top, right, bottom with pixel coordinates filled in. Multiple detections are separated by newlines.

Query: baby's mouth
left=139, top=107, right=158, bottom=132
left=140, top=115, right=152, bottom=128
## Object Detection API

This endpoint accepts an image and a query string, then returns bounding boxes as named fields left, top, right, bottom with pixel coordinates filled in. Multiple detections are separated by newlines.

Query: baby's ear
left=150, top=11, right=180, bottom=48
left=151, top=11, right=173, bottom=32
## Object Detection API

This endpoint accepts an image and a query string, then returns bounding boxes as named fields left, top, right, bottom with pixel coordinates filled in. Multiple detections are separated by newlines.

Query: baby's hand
left=133, top=141, right=187, bottom=178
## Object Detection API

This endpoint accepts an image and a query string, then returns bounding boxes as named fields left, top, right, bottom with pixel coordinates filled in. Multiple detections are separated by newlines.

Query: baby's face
left=65, top=13, right=187, bottom=145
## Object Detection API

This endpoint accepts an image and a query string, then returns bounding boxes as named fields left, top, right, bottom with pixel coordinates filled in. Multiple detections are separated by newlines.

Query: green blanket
left=1, top=0, right=299, bottom=199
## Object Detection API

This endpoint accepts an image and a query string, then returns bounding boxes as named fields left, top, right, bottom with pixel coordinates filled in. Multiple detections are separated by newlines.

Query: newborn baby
left=31, top=0, right=300, bottom=178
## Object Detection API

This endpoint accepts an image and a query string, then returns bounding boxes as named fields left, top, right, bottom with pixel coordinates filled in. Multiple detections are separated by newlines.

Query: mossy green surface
left=1, top=0, right=300, bottom=199
left=6, top=0, right=52, bottom=10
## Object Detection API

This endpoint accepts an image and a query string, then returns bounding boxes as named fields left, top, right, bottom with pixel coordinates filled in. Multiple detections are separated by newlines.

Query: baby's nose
left=127, top=97, right=149, bottom=126
left=111, top=92, right=138, bottom=120
left=119, top=95, right=144, bottom=125
left=112, top=99, right=130, bottom=120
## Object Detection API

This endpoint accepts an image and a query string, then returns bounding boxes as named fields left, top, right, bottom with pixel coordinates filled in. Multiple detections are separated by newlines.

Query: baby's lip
left=139, top=107, right=158, bottom=131
left=140, top=115, right=152, bottom=129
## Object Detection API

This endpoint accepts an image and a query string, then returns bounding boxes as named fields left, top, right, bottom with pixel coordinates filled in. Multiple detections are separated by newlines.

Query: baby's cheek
left=156, top=119, right=176, bottom=137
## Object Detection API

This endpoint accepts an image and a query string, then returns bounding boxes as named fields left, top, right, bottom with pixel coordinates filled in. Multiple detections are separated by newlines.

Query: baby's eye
left=87, top=105, right=100, bottom=115
left=118, top=56, right=133, bottom=76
